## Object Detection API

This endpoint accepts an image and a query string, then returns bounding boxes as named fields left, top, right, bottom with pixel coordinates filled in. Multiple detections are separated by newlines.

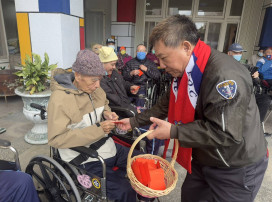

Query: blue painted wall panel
left=39, top=0, right=70, bottom=15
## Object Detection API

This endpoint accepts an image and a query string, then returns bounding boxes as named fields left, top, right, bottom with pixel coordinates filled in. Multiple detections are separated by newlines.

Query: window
left=146, top=0, right=163, bottom=16
left=230, top=0, right=244, bottom=16
left=198, top=0, right=225, bottom=16
left=195, top=22, right=206, bottom=41
left=207, top=23, right=221, bottom=49
left=143, top=0, right=243, bottom=52
left=168, top=0, right=193, bottom=16
left=223, top=23, right=238, bottom=53
left=144, top=21, right=156, bottom=50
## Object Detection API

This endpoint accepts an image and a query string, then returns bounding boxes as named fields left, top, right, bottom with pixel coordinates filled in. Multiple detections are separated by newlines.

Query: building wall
left=238, top=0, right=264, bottom=60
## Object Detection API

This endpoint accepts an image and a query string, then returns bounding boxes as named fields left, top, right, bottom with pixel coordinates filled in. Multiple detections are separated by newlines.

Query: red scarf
left=164, top=40, right=211, bottom=173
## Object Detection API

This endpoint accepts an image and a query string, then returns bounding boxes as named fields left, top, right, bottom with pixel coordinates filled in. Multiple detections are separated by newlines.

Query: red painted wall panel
left=117, top=0, right=136, bottom=23
left=80, top=27, right=85, bottom=50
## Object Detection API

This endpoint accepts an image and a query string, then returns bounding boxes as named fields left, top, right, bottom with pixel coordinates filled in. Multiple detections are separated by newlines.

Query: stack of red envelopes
left=132, top=158, right=166, bottom=190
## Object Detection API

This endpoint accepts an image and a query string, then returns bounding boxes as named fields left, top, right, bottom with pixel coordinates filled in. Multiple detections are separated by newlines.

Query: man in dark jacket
left=118, top=15, right=268, bottom=202
left=122, top=44, right=161, bottom=107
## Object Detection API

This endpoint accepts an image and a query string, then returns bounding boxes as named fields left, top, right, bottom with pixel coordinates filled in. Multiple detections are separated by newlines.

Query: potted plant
left=15, top=53, right=57, bottom=144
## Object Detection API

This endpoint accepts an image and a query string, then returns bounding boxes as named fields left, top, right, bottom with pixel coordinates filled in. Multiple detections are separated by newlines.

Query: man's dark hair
left=149, top=15, right=199, bottom=48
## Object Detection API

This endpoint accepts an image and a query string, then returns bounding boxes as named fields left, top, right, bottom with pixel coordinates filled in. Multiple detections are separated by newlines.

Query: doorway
left=85, top=11, right=105, bottom=49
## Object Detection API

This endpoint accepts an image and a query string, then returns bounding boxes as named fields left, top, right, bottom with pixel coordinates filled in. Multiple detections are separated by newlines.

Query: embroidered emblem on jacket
left=216, top=80, right=237, bottom=99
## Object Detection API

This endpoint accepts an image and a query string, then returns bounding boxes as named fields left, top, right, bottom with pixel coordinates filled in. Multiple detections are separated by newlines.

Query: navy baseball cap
left=106, top=38, right=115, bottom=45
left=228, top=43, right=247, bottom=52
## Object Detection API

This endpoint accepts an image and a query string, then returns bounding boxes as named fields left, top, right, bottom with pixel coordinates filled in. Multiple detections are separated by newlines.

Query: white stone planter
left=15, top=86, right=51, bottom=144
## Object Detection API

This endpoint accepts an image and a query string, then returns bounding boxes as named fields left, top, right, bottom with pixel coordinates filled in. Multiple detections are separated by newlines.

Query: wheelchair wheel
left=25, top=155, right=81, bottom=202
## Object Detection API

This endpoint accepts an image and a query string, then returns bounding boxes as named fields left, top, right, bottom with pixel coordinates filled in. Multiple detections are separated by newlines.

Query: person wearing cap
left=99, top=46, right=140, bottom=114
left=116, top=46, right=133, bottom=72
left=227, top=42, right=247, bottom=62
left=106, top=38, right=116, bottom=52
left=47, top=49, right=139, bottom=202
left=248, top=47, right=265, bottom=66
left=256, top=47, right=272, bottom=86
left=227, top=44, right=272, bottom=136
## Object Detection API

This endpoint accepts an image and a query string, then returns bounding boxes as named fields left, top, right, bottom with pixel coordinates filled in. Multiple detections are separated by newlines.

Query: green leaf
left=30, top=86, right=36, bottom=94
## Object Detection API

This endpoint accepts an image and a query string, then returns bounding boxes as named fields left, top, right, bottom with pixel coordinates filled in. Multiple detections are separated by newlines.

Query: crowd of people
left=1, top=14, right=271, bottom=202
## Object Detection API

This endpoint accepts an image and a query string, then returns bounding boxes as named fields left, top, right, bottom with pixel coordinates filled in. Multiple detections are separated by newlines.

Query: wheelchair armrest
left=0, top=139, right=11, bottom=147
left=30, top=103, right=47, bottom=120
left=70, top=146, right=98, bottom=159
left=111, top=106, right=136, bottom=117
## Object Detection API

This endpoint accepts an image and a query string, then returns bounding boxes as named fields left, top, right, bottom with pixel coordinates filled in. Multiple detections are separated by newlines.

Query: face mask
left=152, top=50, right=155, bottom=54
left=266, top=55, right=272, bottom=60
left=105, top=71, right=108, bottom=76
left=258, top=52, right=263, bottom=57
left=121, top=50, right=126, bottom=55
left=108, top=45, right=115, bottom=50
left=137, top=52, right=146, bottom=60
left=233, top=54, right=242, bottom=62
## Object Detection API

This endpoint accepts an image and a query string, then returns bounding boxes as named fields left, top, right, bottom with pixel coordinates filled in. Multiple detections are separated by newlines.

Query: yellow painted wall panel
left=16, top=13, right=32, bottom=65
left=80, top=18, right=84, bottom=27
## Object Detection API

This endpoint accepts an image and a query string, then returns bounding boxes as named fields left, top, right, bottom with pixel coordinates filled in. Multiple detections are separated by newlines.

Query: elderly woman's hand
left=103, top=111, right=119, bottom=121
left=100, top=120, right=116, bottom=134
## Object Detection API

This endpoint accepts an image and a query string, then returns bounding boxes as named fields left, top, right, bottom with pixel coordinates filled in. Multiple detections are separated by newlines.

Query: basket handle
left=127, top=130, right=179, bottom=168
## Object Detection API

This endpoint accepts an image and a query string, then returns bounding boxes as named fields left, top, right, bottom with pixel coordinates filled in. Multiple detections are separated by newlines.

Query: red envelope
left=138, top=70, right=144, bottom=77
left=148, top=168, right=166, bottom=190
left=132, top=160, right=142, bottom=183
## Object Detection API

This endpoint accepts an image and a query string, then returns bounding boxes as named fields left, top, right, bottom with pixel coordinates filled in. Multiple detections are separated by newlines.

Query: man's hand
left=130, top=85, right=140, bottom=94
left=130, top=70, right=140, bottom=76
left=147, top=117, right=171, bottom=140
left=116, top=118, right=132, bottom=131
left=252, top=71, right=259, bottom=79
left=103, top=111, right=119, bottom=121
left=100, top=120, right=116, bottom=134
left=140, top=65, right=148, bottom=72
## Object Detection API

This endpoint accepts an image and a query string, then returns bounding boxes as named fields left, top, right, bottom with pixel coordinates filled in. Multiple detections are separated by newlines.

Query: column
left=15, top=0, right=84, bottom=68
left=111, top=0, right=136, bottom=56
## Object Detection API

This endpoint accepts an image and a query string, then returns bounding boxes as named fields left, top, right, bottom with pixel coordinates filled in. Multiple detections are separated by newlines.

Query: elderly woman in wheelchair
left=45, top=49, right=146, bottom=202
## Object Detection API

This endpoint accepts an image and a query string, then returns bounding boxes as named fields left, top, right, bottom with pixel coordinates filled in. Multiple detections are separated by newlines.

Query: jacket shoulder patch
left=216, top=80, right=237, bottom=99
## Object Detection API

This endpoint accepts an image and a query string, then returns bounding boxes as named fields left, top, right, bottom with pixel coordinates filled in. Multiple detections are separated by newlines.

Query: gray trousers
left=181, top=155, right=268, bottom=202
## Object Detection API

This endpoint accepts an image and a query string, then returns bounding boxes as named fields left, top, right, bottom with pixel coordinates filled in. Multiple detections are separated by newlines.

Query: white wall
left=29, top=13, right=80, bottom=69
left=14, top=0, right=39, bottom=12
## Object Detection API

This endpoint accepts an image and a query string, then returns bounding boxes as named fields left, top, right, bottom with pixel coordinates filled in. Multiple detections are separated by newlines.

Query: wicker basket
left=127, top=130, right=179, bottom=198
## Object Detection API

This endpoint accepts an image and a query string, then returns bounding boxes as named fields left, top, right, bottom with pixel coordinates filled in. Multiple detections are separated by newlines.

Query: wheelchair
left=0, top=133, right=107, bottom=202
left=24, top=103, right=148, bottom=202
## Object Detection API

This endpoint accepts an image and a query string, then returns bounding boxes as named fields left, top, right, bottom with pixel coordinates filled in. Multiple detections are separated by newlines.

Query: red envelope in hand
left=138, top=70, right=144, bottom=77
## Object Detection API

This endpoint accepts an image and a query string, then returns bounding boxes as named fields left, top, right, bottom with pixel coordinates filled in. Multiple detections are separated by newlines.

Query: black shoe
left=264, top=133, right=272, bottom=137
left=0, top=128, right=6, bottom=134
left=137, top=194, right=156, bottom=202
